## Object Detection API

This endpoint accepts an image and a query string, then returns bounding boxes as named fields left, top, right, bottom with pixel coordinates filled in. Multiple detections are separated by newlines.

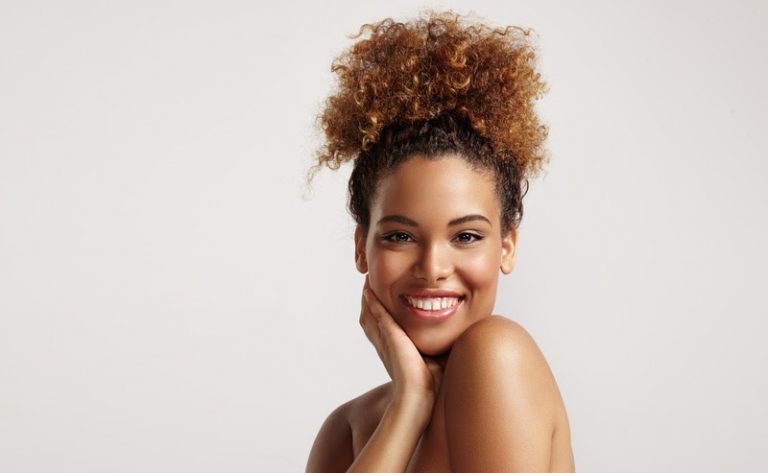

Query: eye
left=455, top=232, right=484, bottom=244
left=382, top=231, right=414, bottom=243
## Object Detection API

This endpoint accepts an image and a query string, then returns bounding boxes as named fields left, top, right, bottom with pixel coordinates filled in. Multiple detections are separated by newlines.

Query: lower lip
left=402, top=297, right=463, bottom=321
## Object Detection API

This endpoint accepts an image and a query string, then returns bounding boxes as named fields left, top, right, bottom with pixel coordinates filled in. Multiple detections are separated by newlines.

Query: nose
left=412, top=241, right=453, bottom=284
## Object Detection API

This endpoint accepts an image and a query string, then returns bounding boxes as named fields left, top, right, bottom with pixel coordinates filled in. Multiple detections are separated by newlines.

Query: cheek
left=366, top=250, right=411, bottom=304
left=461, top=249, right=501, bottom=291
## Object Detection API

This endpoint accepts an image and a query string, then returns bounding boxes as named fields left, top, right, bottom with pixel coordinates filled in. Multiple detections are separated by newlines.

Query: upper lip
left=401, top=289, right=464, bottom=298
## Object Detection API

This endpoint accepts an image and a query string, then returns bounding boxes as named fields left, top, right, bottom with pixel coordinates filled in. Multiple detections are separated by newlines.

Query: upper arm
left=306, top=403, right=354, bottom=473
left=443, top=316, right=559, bottom=473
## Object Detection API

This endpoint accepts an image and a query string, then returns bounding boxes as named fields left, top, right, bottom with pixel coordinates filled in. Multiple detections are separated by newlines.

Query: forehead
left=370, top=155, right=500, bottom=225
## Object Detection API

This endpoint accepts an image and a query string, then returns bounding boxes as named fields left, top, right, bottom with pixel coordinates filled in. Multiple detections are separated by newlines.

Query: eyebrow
left=377, top=214, right=492, bottom=227
left=449, top=214, right=493, bottom=227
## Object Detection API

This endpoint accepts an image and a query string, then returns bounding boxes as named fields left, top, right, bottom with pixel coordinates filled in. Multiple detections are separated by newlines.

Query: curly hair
left=311, top=10, right=549, bottom=232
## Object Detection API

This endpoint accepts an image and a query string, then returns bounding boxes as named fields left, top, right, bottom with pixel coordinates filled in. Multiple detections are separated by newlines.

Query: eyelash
left=382, top=232, right=413, bottom=243
left=456, top=232, right=484, bottom=244
left=381, top=232, right=484, bottom=244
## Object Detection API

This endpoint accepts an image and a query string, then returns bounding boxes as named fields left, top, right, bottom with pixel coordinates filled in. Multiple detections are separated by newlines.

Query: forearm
left=347, top=397, right=431, bottom=473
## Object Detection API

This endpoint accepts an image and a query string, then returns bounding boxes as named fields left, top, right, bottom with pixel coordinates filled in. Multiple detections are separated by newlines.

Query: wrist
left=346, top=390, right=433, bottom=472
left=393, top=384, right=435, bottom=405
left=389, top=392, right=434, bottom=427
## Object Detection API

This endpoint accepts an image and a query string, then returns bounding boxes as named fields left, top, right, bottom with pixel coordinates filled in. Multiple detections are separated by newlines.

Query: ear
left=354, top=224, right=368, bottom=274
left=500, top=227, right=518, bottom=275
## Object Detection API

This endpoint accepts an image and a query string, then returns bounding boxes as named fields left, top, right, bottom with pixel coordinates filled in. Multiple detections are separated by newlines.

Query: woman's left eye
left=455, top=232, right=483, bottom=244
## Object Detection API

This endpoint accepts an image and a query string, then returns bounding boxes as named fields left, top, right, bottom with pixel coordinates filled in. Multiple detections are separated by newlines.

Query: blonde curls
left=312, top=10, right=549, bottom=180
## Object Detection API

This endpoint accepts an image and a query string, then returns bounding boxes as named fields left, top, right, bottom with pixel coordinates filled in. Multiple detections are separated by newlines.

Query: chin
left=409, top=331, right=455, bottom=357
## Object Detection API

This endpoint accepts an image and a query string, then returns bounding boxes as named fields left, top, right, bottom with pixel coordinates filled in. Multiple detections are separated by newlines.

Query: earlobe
left=500, top=228, right=518, bottom=275
left=354, top=225, right=368, bottom=274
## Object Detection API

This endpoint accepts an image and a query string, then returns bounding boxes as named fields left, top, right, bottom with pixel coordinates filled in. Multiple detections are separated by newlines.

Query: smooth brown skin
left=307, top=155, right=575, bottom=472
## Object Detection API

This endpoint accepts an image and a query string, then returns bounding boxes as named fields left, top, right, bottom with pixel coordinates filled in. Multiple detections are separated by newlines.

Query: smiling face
left=354, top=154, right=518, bottom=356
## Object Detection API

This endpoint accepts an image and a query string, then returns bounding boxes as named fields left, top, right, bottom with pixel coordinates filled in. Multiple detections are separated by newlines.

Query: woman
left=306, top=11, right=574, bottom=472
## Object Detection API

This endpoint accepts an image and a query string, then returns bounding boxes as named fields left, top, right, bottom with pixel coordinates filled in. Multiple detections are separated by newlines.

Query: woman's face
left=354, top=154, right=517, bottom=356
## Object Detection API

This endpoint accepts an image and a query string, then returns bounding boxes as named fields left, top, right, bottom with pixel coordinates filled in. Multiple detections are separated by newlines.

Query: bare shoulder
left=456, top=315, right=538, bottom=348
left=346, top=381, right=393, bottom=420
left=345, top=382, right=393, bottom=456
left=306, top=382, right=392, bottom=473
left=451, top=315, right=553, bottom=373
left=305, top=399, right=353, bottom=473
left=443, top=315, right=567, bottom=472
left=449, top=314, right=560, bottom=407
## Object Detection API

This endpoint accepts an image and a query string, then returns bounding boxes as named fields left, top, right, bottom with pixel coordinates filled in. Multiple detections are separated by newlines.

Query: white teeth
left=406, top=296, right=460, bottom=311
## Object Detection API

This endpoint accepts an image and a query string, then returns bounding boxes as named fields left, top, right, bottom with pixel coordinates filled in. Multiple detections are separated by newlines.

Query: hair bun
left=313, top=10, right=549, bottom=179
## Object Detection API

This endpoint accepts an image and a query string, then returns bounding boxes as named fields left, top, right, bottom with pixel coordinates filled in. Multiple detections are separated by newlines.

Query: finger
left=363, top=288, right=400, bottom=334
left=362, top=286, right=384, bottom=319
left=362, top=314, right=389, bottom=368
left=360, top=290, right=384, bottom=351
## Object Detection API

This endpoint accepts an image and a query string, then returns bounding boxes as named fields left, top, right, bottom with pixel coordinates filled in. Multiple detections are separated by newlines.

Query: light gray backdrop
left=1, top=0, right=766, bottom=471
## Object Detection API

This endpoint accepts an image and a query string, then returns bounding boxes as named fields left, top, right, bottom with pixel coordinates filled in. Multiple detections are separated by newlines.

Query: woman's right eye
left=382, top=232, right=413, bottom=243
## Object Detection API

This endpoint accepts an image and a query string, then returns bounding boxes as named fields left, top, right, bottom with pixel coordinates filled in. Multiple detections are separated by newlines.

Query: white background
left=1, top=0, right=767, bottom=471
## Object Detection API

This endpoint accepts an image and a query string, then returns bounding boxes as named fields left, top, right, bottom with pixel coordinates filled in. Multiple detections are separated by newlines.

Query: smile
left=405, top=296, right=460, bottom=311
left=401, top=295, right=464, bottom=321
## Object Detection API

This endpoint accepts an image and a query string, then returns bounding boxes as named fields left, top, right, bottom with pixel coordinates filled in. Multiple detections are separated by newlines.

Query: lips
left=400, top=289, right=465, bottom=321
left=405, top=296, right=459, bottom=311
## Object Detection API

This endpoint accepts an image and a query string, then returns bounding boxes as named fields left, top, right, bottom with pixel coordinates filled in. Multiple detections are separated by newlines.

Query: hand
left=359, top=277, right=444, bottom=410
